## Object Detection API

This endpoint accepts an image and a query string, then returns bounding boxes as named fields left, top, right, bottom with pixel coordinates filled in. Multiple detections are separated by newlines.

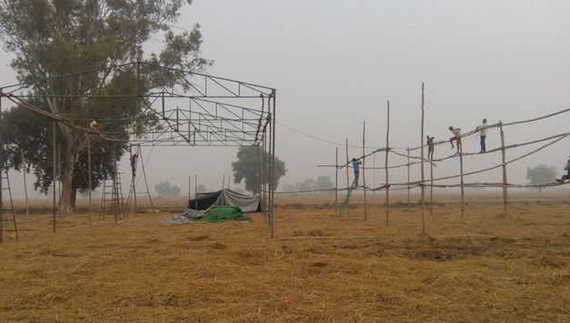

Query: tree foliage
left=526, top=164, right=557, bottom=187
left=154, top=181, right=181, bottom=198
left=0, top=0, right=209, bottom=210
left=232, top=145, right=286, bottom=194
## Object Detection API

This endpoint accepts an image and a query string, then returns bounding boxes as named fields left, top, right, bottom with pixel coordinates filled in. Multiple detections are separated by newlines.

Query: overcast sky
left=2, top=0, right=570, bottom=197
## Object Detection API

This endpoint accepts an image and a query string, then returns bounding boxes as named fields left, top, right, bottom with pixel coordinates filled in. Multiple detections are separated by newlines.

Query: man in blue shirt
left=351, top=158, right=362, bottom=188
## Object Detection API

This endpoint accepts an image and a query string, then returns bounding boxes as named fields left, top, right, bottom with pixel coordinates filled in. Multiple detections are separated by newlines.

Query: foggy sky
left=2, top=0, right=570, bottom=198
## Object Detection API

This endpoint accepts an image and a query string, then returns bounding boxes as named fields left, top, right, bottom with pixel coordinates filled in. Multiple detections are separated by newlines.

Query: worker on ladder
left=351, top=158, right=362, bottom=189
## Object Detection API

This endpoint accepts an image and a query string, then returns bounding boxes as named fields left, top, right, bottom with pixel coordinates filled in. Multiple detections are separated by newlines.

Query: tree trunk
left=59, top=126, right=77, bottom=213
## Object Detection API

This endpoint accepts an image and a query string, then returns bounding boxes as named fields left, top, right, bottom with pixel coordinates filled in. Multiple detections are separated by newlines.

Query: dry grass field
left=2, top=195, right=570, bottom=322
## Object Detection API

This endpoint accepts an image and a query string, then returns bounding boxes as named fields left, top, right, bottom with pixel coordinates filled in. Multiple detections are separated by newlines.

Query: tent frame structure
left=0, top=61, right=278, bottom=239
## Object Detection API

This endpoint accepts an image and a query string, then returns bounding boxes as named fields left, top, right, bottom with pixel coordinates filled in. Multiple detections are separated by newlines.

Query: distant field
left=1, top=193, right=570, bottom=322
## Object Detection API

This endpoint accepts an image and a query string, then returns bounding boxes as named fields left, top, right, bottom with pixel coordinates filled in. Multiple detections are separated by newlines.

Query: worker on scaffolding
left=556, top=155, right=570, bottom=182
left=88, top=120, right=100, bottom=134
left=476, top=118, right=488, bottom=153
left=130, top=151, right=139, bottom=178
left=449, top=126, right=462, bottom=154
left=426, top=136, right=435, bottom=160
left=351, top=158, right=362, bottom=188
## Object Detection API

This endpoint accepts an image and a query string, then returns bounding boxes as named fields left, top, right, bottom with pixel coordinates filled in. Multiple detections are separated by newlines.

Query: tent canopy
left=188, top=189, right=261, bottom=213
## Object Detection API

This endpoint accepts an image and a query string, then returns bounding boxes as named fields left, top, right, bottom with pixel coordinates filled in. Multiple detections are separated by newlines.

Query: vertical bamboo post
left=52, top=121, right=57, bottom=233
left=420, top=82, right=426, bottom=234
left=21, top=150, right=29, bottom=216
left=345, top=137, right=350, bottom=216
left=385, top=100, right=391, bottom=226
left=87, top=135, right=92, bottom=226
left=459, top=144, right=465, bottom=218
left=430, top=157, right=434, bottom=217
left=194, top=175, right=198, bottom=209
left=407, top=147, right=411, bottom=206
left=335, top=147, right=339, bottom=216
left=499, top=121, right=509, bottom=215
left=362, top=121, right=368, bottom=221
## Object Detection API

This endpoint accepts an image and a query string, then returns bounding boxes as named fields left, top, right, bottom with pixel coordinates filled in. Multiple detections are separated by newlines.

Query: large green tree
left=0, top=0, right=209, bottom=211
left=232, top=145, right=286, bottom=194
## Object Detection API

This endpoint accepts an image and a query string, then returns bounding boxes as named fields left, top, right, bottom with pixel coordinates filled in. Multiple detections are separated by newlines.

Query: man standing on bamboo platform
left=477, top=118, right=488, bottom=153
left=448, top=126, right=462, bottom=154
left=351, top=158, right=362, bottom=188
left=427, top=136, right=435, bottom=160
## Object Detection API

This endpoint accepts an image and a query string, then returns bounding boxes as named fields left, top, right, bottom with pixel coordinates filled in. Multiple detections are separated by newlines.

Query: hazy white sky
left=2, top=0, right=570, bottom=197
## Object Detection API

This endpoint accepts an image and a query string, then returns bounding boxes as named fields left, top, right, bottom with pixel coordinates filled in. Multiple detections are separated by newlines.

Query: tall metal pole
left=52, top=121, right=57, bottom=233
left=385, top=100, right=391, bottom=226
left=362, top=120, right=368, bottom=221
left=270, top=90, right=277, bottom=238
left=420, top=82, right=426, bottom=234
left=87, top=135, right=92, bottom=226
left=335, top=147, right=339, bottom=216
left=499, top=121, right=509, bottom=215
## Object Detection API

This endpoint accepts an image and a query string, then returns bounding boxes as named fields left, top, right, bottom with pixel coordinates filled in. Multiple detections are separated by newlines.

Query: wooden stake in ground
left=499, top=121, right=509, bottom=215
left=385, top=100, right=391, bottom=225
left=420, top=82, right=426, bottom=234
left=362, top=121, right=368, bottom=221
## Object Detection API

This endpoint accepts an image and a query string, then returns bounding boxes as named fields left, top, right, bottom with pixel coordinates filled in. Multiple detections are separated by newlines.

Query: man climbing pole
left=477, top=118, right=488, bottom=153
left=556, top=155, right=570, bottom=182
left=426, top=136, right=435, bottom=160
left=88, top=120, right=100, bottom=134
left=351, top=158, right=362, bottom=188
left=448, top=126, right=462, bottom=154
left=130, top=151, right=139, bottom=178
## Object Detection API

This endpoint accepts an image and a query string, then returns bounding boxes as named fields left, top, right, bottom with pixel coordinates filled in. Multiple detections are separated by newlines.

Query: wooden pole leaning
left=385, top=100, right=391, bottom=226
left=362, top=121, right=368, bottom=221
left=499, top=121, right=509, bottom=216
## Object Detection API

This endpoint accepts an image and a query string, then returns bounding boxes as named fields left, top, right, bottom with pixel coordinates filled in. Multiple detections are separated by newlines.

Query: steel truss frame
left=0, top=62, right=278, bottom=238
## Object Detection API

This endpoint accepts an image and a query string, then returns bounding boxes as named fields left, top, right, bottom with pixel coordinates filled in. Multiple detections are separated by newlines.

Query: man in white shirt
left=448, top=126, right=462, bottom=154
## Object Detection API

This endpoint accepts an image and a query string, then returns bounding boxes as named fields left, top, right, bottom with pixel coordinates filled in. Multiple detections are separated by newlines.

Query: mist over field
left=2, top=0, right=570, bottom=198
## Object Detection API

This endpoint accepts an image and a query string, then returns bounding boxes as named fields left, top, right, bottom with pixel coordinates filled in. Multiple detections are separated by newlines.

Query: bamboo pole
left=407, top=147, right=411, bottom=206
left=499, top=121, right=509, bottom=215
left=194, top=175, right=198, bottom=209
left=335, top=147, right=339, bottom=216
left=52, top=121, right=57, bottom=233
left=420, top=82, right=426, bottom=234
left=345, top=137, right=350, bottom=216
left=459, top=144, right=465, bottom=218
left=430, top=153, right=434, bottom=217
left=87, top=135, right=92, bottom=226
left=385, top=100, right=390, bottom=226
left=362, top=121, right=368, bottom=221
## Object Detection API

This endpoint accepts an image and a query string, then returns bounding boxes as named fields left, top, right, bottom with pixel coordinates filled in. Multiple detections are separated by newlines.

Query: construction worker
left=556, top=155, right=570, bottom=182
left=351, top=158, right=362, bottom=188
left=130, top=152, right=139, bottom=177
left=426, top=136, right=435, bottom=160
left=449, top=126, right=462, bottom=154
left=477, top=118, right=488, bottom=153
left=88, top=120, right=100, bottom=133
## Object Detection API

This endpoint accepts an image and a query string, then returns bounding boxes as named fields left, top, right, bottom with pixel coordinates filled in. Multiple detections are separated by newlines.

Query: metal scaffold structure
left=0, top=62, right=278, bottom=241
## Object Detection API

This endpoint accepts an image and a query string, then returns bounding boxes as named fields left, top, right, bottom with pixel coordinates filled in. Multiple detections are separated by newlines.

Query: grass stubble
left=1, top=195, right=570, bottom=322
